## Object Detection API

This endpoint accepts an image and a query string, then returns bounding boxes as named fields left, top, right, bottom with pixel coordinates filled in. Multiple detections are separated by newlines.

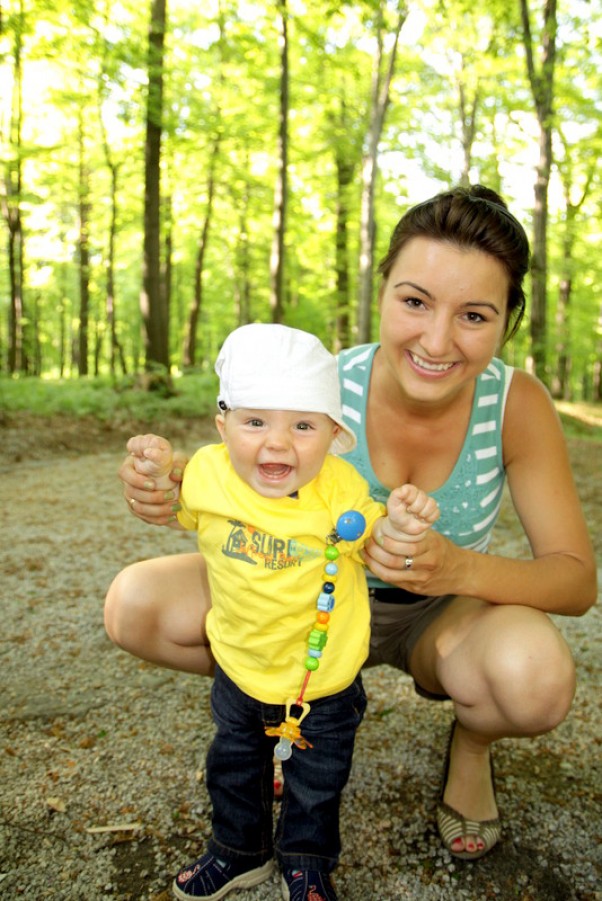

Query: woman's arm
left=364, top=372, right=597, bottom=616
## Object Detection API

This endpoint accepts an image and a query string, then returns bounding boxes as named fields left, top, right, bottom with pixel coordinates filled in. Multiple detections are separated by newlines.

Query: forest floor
left=0, top=410, right=601, bottom=901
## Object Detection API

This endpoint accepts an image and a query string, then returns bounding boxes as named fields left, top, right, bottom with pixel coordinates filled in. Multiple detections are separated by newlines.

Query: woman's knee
left=104, top=562, right=153, bottom=647
left=483, top=608, right=576, bottom=732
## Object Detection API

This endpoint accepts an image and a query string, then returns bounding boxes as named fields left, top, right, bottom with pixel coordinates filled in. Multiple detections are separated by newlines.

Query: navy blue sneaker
left=172, top=851, right=273, bottom=900
left=281, top=869, right=338, bottom=901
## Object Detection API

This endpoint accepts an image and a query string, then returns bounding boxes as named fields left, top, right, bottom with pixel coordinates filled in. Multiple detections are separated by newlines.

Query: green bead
left=308, top=628, right=328, bottom=649
left=324, top=545, right=340, bottom=561
left=305, top=656, right=320, bottom=671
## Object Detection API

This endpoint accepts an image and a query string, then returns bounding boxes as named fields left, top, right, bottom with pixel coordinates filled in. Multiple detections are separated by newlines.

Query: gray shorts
left=365, top=588, right=455, bottom=701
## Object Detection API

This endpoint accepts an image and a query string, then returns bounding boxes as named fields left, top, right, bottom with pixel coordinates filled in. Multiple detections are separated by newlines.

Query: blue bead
left=308, top=648, right=322, bottom=658
left=325, top=562, right=338, bottom=576
left=336, top=510, right=366, bottom=541
left=317, top=593, right=335, bottom=612
left=322, top=581, right=335, bottom=593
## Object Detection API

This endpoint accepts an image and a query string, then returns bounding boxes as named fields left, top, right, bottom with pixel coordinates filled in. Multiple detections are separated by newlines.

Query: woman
left=106, top=185, right=596, bottom=865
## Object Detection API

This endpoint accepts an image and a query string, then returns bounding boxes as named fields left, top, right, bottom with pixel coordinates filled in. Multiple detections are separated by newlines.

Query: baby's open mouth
left=259, top=463, right=293, bottom=478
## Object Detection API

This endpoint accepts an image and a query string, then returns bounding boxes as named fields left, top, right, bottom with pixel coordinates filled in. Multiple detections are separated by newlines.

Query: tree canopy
left=1, top=0, right=600, bottom=399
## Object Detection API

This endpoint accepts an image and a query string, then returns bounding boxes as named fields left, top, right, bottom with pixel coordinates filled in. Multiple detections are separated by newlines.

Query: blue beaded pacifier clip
left=264, top=510, right=366, bottom=760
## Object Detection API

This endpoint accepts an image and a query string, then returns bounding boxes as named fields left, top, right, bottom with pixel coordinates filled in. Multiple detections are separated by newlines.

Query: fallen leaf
left=85, top=822, right=143, bottom=834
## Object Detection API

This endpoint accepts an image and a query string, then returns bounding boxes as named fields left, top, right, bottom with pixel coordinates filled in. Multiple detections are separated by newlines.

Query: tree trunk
left=519, top=0, right=557, bottom=383
left=5, top=208, right=25, bottom=373
left=140, top=0, right=168, bottom=372
left=235, top=171, right=252, bottom=327
left=592, top=354, right=602, bottom=403
left=184, top=134, right=220, bottom=367
left=97, top=31, right=127, bottom=380
left=77, top=109, right=91, bottom=376
left=458, top=74, right=479, bottom=188
left=162, top=191, right=172, bottom=369
left=105, top=161, right=127, bottom=376
left=552, top=148, right=594, bottom=399
left=357, top=2, right=407, bottom=344
left=32, top=291, right=41, bottom=375
left=1, top=5, right=27, bottom=374
left=553, top=198, right=576, bottom=400
left=269, top=0, right=289, bottom=324
left=334, top=151, right=355, bottom=351
left=106, top=163, right=118, bottom=376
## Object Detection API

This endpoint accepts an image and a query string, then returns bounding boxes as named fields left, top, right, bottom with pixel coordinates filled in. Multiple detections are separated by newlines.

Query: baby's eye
left=295, top=421, right=313, bottom=431
left=247, top=418, right=265, bottom=428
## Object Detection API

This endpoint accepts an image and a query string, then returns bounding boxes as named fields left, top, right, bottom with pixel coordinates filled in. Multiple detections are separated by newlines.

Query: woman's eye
left=404, top=297, right=425, bottom=309
left=464, top=311, right=486, bottom=323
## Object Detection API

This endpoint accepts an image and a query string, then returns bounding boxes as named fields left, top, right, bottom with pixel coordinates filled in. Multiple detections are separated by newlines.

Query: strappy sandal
left=436, top=720, right=501, bottom=860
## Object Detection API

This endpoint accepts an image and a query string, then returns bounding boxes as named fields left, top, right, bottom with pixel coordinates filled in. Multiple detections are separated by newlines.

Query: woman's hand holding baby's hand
left=364, top=519, right=464, bottom=597
left=120, top=438, right=187, bottom=526
left=126, top=434, right=174, bottom=478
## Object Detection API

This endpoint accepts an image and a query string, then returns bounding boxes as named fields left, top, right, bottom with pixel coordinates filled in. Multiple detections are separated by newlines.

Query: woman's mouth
left=408, top=350, right=456, bottom=375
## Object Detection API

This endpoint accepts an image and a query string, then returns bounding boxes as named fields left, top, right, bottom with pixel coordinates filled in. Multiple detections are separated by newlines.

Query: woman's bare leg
left=410, top=598, right=576, bottom=854
left=104, top=553, right=215, bottom=675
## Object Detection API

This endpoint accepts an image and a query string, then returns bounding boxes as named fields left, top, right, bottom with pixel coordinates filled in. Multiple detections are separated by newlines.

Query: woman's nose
left=419, top=313, right=454, bottom=357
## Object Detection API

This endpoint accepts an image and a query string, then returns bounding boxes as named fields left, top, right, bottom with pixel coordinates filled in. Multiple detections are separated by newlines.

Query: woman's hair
left=377, top=185, right=530, bottom=342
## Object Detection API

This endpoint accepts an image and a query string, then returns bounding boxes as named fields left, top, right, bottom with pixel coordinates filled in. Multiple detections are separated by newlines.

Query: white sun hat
left=215, top=323, right=356, bottom=455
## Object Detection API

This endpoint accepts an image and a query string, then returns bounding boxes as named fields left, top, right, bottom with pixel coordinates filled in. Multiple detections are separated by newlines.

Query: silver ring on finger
left=404, top=556, right=413, bottom=570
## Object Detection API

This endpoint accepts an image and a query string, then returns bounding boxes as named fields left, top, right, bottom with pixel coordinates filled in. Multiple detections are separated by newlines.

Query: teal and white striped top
left=338, top=344, right=512, bottom=569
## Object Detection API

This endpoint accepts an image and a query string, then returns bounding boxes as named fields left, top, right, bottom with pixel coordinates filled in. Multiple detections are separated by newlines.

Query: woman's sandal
left=436, top=720, right=501, bottom=860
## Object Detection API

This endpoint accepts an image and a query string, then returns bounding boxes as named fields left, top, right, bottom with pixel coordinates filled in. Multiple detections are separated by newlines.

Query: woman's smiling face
left=378, top=237, right=510, bottom=406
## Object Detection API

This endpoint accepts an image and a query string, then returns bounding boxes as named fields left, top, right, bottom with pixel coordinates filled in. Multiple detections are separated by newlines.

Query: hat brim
left=330, top=419, right=357, bottom=455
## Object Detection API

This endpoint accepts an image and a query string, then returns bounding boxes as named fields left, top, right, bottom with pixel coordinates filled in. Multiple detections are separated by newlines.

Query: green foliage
left=0, top=0, right=600, bottom=398
left=0, top=372, right=219, bottom=421
left=3, top=375, right=599, bottom=445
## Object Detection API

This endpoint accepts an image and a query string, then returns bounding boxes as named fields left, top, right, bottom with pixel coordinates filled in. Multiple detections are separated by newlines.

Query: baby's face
left=215, top=408, right=340, bottom=498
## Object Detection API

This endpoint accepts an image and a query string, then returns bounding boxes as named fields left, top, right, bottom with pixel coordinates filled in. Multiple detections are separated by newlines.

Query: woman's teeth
left=410, top=352, right=454, bottom=372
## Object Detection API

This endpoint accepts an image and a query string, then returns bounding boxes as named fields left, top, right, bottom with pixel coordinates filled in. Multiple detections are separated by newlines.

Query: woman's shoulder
left=505, top=367, right=555, bottom=408
left=502, top=368, right=563, bottom=459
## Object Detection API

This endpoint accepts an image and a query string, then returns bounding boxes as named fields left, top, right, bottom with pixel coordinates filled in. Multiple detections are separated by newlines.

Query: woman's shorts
left=366, top=587, right=455, bottom=701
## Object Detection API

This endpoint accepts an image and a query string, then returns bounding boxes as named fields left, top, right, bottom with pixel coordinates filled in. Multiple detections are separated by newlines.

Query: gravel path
left=1, top=422, right=600, bottom=901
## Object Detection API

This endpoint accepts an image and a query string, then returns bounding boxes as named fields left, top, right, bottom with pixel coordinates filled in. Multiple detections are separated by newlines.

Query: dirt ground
left=0, top=411, right=600, bottom=901
left=2, top=409, right=600, bottom=557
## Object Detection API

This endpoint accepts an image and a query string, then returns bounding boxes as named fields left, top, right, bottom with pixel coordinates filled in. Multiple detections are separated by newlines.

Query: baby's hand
left=385, top=484, right=439, bottom=540
left=126, top=434, right=174, bottom=480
